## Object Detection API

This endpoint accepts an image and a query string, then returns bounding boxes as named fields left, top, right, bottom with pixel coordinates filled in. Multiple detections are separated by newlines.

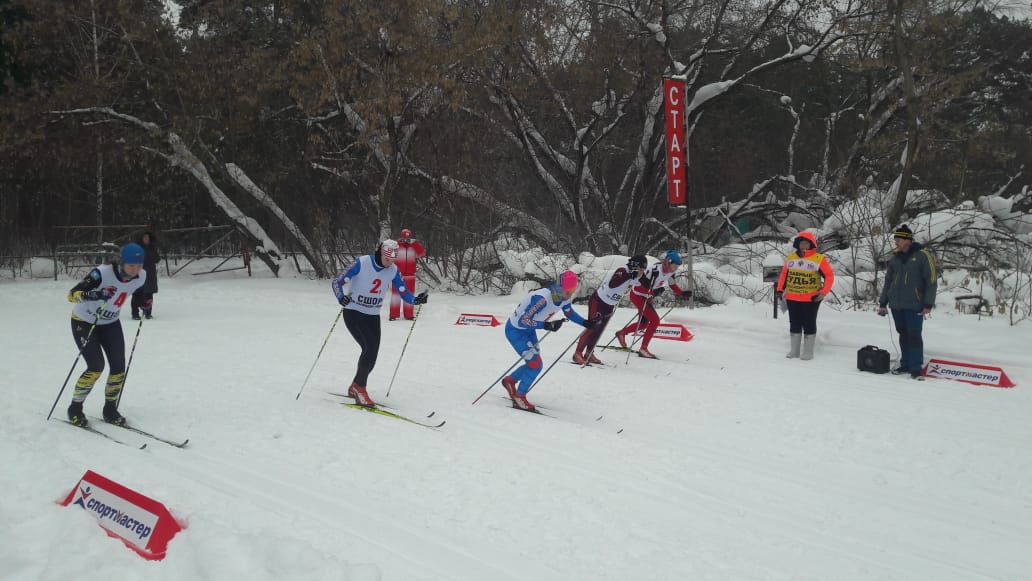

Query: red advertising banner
left=60, top=470, right=184, bottom=560
left=922, top=358, right=1016, bottom=388
left=632, top=323, right=694, bottom=342
left=663, top=78, right=687, bottom=206
left=454, top=313, right=502, bottom=327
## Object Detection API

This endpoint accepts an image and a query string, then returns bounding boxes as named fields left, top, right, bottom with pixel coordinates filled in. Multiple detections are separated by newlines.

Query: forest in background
left=1, top=0, right=1030, bottom=279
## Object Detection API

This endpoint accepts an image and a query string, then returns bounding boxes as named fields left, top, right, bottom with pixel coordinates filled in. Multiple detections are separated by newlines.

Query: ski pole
left=46, top=302, right=108, bottom=420
left=526, top=329, right=586, bottom=394
left=624, top=293, right=659, bottom=364
left=295, top=309, right=344, bottom=400
left=582, top=286, right=631, bottom=366
left=471, top=330, right=554, bottom=405
left=385, top=304, right=422, bottom=398
left=597, top=309, right=642, bottom=352
left=625, top=304, right=674, bottom=364
left=115, top=315, right=146, bottom=408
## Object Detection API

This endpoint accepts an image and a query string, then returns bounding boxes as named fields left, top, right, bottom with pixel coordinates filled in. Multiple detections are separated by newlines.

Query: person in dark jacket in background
left=877, top=224, right=938, bottom=379
left=131, top=231, right=161, bottom=320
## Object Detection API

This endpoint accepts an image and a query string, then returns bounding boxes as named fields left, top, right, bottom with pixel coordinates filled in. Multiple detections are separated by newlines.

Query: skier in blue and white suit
left=501, top=271, right=596, bottom=411
left=331, top=239, right=428, bottom=407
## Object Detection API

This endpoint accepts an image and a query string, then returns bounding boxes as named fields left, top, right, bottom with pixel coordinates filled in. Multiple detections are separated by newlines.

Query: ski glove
left=339, top=295, right=351, bottom=307
left=81, top=289, right=114, bottom=302
left=582, top=313, right=603, bottom=328
left=414, top=291, right=429, bottom=305
left=651, top=287, right=666, bottom=298
left=542, top=319, right=564, bottom=332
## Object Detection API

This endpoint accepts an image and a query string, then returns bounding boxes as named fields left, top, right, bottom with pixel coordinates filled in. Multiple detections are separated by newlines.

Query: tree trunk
left=53, top=107, right=283, bottom=275
left=226, top=163, right=328, bottom=277
left=887, top=0, right=921, bottom=226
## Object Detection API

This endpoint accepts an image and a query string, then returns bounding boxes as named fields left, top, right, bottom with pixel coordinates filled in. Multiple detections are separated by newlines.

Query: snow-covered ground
left=1, top=266, right=1030, bottom=581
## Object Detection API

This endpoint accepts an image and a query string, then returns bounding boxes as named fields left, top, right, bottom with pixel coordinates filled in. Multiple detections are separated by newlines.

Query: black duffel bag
left=857, top=345, right=890, bottom=374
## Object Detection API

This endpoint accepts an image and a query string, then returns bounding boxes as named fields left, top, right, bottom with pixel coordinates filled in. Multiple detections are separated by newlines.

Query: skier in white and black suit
left=331, top=239, right=428, bottom=408
left=65, top=243, right=147, bottom=427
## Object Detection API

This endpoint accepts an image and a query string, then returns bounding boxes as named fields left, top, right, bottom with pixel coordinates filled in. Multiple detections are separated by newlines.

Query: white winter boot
left=801, top=334, right=816, bottom=360
left=786, top=333, right=802, bottom=358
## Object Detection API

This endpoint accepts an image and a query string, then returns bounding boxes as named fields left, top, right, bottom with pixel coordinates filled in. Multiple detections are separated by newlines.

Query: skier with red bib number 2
left=332, top=239, right=428, bottom=407
left=65, top=243, right=148, bottom=427
left=501, top=271, right=596, bottom=411
left=389, top=228, right=425, bottom=321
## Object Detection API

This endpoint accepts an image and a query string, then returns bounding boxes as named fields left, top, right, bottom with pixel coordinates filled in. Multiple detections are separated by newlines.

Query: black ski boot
left=102, top=401, right=127, bottom=426
left=67, top=401, right=88, bottom=427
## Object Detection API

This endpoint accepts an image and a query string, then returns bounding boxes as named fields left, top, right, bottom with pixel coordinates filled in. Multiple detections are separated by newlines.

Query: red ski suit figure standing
left=390, top=228, right=425, bottom=320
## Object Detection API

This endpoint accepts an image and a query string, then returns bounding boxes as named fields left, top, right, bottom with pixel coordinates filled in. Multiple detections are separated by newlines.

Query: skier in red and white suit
left=389, top=228, right=426, bottom=320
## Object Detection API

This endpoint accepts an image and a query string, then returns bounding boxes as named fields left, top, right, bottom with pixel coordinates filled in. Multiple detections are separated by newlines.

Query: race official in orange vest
left=775, top=231, right=835, bottom=360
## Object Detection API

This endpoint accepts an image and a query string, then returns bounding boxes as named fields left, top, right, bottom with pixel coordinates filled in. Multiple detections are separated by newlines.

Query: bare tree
left=52, top=108, right=286, bottom=275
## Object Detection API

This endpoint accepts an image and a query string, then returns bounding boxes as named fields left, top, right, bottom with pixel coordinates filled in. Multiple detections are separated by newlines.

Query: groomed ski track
left=3, top=278, right=1030, bottom=580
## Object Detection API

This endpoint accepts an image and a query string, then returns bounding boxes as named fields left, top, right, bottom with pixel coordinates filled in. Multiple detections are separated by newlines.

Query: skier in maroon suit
left=390, top=228, right=426, bottom=320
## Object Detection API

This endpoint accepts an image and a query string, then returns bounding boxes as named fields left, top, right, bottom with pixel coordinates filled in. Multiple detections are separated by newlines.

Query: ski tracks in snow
left=145, top=442, right=565, bottom=581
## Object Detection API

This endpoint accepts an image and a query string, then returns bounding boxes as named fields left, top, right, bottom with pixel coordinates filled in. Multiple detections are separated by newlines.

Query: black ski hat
left=894, top=224, right=914, bottom=240
left=627, top=255, right=647, bottom=270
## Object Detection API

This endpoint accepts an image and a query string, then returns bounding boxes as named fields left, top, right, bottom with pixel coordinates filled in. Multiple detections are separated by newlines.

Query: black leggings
left=342, top=309, right=381, bottom=387
left=131, top=291, right=154, bottom=316
left=71, top=318, right=126, bottom=374
left=786, top=299, right=821, bottom=335
left=70, top=318, right=126, bottom=402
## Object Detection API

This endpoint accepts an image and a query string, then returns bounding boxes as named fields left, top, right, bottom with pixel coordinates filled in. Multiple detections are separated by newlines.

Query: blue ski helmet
left=121, top=243, right=145, bottom=265
left=664, top=250, right=683, bottom=265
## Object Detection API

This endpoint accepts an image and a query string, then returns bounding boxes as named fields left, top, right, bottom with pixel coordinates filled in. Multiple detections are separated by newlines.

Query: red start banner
left=632, top=323, right=694, bottom=342
left=663, top=78, right=687, bottom=206
left=60, top=470, right=184, bottom=560
left=923, top=358, right=1016, bottom=388
left=454, top=313, right=502, bottom=327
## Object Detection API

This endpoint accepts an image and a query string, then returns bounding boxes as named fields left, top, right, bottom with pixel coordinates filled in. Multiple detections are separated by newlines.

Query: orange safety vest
left=777, top=251, right=834, bottom=301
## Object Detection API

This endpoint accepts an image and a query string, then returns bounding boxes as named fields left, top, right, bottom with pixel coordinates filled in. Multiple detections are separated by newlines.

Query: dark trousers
left=131, top=292, right=154, bottom=317
left=577, top=293, right=615, bottom=354
left=786, top=299, right=821, bottom=335
left=891, top=309, right=925, bottom=373
left=342, top=309, right=381, bottom=387
left=71, top=318, right=126, bottom=374
left=70, top=318, right=126, bottom=403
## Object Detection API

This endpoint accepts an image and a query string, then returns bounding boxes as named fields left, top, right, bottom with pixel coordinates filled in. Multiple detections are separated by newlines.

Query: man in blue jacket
left=877, top=224, right=938, bottom=379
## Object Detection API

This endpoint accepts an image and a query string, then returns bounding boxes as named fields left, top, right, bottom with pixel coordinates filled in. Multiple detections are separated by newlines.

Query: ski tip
left=617, top=428, right=624, bottom=434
